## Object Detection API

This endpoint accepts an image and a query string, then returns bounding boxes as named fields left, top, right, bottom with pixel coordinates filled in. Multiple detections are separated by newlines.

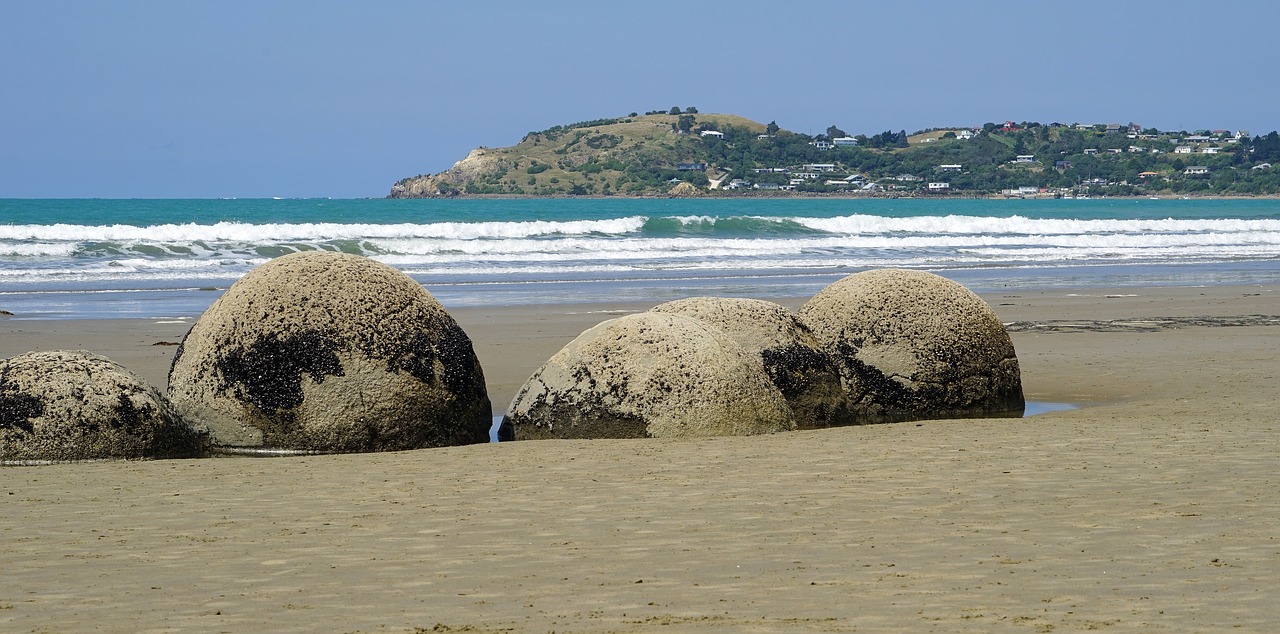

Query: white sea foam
left=2, top=213, right=1279, bottom=288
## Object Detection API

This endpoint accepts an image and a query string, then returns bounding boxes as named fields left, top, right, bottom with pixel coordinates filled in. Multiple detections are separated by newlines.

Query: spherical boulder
left=1, top=350, right=208, bottom=463
left=167, top=251, right=491, bottom=453
left=505, top=312, right=795, bottom=439
left=799, top=269, right=1024, bottom=423
left=649, top=297, right=844, bottom=428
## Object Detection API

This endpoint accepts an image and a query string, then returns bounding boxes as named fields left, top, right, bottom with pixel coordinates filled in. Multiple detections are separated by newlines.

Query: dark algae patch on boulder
left=167, top=251, right=492, bottom=453
left=800, top=269, right=1024, bottom=424
left=505, top=312, right=795, bottom=440
left=1, top=350, right=208, bottom=463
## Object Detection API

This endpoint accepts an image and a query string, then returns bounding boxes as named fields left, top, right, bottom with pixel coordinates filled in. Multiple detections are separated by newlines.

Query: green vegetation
left=389, top=113, right=1280, bottom=198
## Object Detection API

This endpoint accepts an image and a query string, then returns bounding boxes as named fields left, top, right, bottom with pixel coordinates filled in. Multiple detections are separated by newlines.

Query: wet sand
left=2, top=283, right=1279, bottom=631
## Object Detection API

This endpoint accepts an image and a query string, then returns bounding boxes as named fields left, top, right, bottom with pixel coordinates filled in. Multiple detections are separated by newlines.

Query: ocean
left=2, top=197, right=1279, bottom=319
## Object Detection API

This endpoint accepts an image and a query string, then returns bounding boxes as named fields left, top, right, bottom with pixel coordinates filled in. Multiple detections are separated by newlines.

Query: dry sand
left=2, top=284, right=1279, bottom=632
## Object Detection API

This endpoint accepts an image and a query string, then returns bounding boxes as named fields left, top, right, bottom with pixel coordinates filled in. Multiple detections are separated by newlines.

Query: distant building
left=833, top=137, right=859, bottom=146
left=936, top=164, right=962, bottom=172
left=1013, top=155, right=1035, bottom=163
left=955, top=129, right=976, bottom=140
left=1174, top=146, right=1193, bottom=154
left=1054, top=160, right=1072, bottom=169
left=699, top=130, right=724, bottom=139
left=676, top=162, right=707, bottom=171
left=1184, top=166, right=1209, bottom=175
left=927, top=182, right=951, bottom=191
left=803, top=163, right=836, bottom=172
left=809, top=140, right=833, bottom=150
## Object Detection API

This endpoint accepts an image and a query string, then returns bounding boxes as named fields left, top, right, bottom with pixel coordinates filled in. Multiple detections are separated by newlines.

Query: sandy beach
left=3, top=283, right=1279, bottom=632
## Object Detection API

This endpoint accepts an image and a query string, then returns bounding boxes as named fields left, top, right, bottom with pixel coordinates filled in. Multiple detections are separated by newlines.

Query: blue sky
left=3, top=0, right=1277, bottom=198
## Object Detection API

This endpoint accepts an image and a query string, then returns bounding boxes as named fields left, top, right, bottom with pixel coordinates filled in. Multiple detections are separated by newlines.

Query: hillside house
left=1184, top=166, right=1209, bottom=175
left=809, top=140, right=833, bottom=150
left=927, top=182, right=951, bottom=191
left=1138, top=171, right=1162, bottom=178
left=699, top=130, right=724, bottom=139
left=1013, top=155, right=1035, bottom=163
left=1201, top=147, right=1220, bottom=154
left=833, top=137, right=858, bottom=146
left=803, top=163, right=836, bottom=172
left=1083, top=149, right=1098, bottom=155
left=677, top=162, right=707, bottom=171
left=937, top=164, right=962, bottom=172
left=1175, top=146, right=1193, bottom=154
left=955, top=129, right=975, bottom=140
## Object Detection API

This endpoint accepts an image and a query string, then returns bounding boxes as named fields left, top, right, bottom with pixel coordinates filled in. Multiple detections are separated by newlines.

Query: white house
left=1252, top=163, right=1272, bottom=170
left=937, top=164, right=962, bottom=172
left=1184, top=166, right=1209, bottom=175
left=803, top=163, right=836, bottom=172
left=699, top=130, right=724, bottom=139
left=1174, top=146, right=1193, bottom=154
left=1083, top=148, right=1098, bottom=155
left=1201, top=147, right=1220, bottom=154
left=833, top=137, right=858, bottom=146
left=956, top=129, right=975, bottom=140
left=927, top=182, right=951, bottom=191
left=1013, top=155, right=1035, bottom=163
left=809, top=140, right=833, bottom=150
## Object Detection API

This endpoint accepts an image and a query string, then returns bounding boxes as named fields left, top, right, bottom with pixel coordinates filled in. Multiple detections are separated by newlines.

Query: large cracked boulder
left=649, top=297, right=844, bottom=428
left=167, top=251, right=491, bottom=453
left=505, top=312, right=795, bottom=439
left=1, top=350, right=208, bottom=462
left=799, top=269, right=1024, bottom=423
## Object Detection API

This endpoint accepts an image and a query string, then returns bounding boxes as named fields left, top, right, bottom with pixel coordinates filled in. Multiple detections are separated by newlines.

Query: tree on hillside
left=677, top=114, right=696, bottom=134
left=669, top=106, right=681, bottom=115
left=827, top=125, right=848, bottom=139
left=766, top=121, right=780, bottom=135
left=685, top=106, right=699, bottom=114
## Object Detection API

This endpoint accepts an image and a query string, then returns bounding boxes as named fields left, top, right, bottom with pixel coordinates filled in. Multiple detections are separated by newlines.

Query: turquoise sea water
left=2, top=197, right=1279, bottom=319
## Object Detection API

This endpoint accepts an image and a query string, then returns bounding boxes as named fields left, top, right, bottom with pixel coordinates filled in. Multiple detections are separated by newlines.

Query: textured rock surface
left=799, top=269, right=1024, bottom=423
left=167, top=251, right=491, bottom=452
left=650, top=297, right=844, bottom=428
left=505, top=312, right=795, bottom=439
left=1, top=350, right=207, bottom=462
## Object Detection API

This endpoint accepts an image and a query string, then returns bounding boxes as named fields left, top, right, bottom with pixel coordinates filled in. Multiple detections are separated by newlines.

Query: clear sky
left=3, top=0, right=1277, bottom=198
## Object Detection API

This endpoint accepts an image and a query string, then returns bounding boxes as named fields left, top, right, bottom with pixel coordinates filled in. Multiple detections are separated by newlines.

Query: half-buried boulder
left=505, top=312, right=795, bottom=439
left=799, top=269, right=1024, bottom=423
left=167, top=251, right=491, bottom=453
left=1, top=350, right=208, bottom=463
left=649, top=297, right=845, bottom=428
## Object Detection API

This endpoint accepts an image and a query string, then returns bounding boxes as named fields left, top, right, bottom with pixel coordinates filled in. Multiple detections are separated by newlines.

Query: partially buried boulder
left=167, top=251, right=491, bottom=453
left=649, top=297, right=844, bottom=428
left=0, top=350, right=208, bottom=463
left=505, top=312, right=795, bottom=439
left=799, top=269, right=1024, bottom=423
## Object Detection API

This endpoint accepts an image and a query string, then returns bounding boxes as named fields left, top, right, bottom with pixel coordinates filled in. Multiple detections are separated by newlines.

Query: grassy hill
left=389, top=115, right=1280, bottom=198
left=390, top=113, right=767, bottom=198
